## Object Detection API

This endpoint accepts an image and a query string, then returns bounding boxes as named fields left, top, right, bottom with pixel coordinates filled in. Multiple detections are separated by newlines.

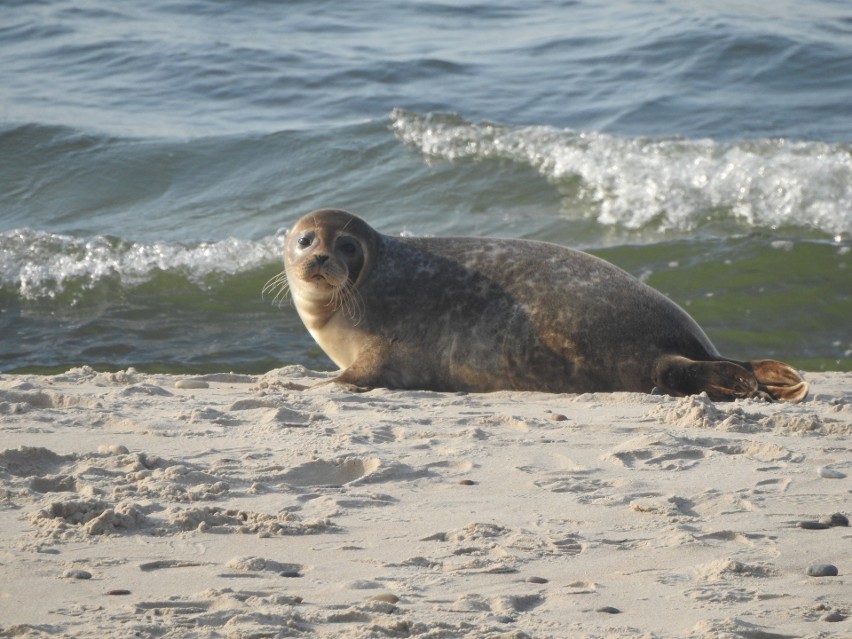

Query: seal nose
left=315, top=254, right=329, bottom=265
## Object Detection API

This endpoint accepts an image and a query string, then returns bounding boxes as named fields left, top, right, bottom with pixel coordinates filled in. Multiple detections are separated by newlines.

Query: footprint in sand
left=0, top=446, right=73, bottom=478
left=604, top=434, right=795, bottom=471
left=279, top=458, right=381, bottom=487
left=228, top=399, right=312, bottom=429
left=224, top=556, right=304, bottom=577
left=533, top=474, right=618, bottom=500
left=449, top=591, right=545, bottom=618
left=280, top=457, right=430, bottom=487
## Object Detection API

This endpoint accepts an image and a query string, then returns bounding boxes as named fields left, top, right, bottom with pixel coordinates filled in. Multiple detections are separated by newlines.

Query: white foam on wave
left=390, top=109, right=852, bottom=236
left=0, top=229, right=287, bottom=300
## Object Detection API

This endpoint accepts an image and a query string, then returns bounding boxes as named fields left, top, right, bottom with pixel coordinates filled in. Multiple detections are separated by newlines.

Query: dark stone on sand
left=597, top=606, right=621, bottom=614
left=525, top=576, right=548, bottom=584
left=458, top=479, right=476, bottom=485
left=818, top=513, right=849, bottom=527
left=797, top=520, right=830, bottom=530
left=280, top=570, right=301, bottom=578
left=806, top=564, right=839, bottom=577
left=821, top=611, right=845, bottom=622
left=106, top=589, right=132, bottom=595
left=63, top=569, right=92, bottom=580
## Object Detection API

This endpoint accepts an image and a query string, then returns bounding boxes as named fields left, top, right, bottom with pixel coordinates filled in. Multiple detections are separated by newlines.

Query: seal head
left=283, top=209, right=379, bottom=368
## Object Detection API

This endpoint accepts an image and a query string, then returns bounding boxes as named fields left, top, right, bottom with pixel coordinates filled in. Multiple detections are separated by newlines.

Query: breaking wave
left=0, top=229, right=286, bottom=301
left=390, top=109, right=852, bottom=237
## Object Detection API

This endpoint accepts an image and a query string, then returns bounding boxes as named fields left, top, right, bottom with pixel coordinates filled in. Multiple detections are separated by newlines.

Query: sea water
left=1, top=0, right=850, bottom=374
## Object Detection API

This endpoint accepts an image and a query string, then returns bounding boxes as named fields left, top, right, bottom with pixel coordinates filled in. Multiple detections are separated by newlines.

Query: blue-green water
left=1, top=0, right=850, bottom=374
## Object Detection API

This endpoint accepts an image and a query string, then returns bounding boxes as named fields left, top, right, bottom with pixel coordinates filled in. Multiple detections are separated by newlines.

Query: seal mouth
left=309, top=271, right=339, bottom=289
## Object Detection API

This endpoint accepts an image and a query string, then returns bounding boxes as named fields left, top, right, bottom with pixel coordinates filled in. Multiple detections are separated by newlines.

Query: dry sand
left=0, top=366, right=849, bottom=638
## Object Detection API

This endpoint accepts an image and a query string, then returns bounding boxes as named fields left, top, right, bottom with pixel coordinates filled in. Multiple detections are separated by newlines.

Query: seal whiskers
left=334, top=279, right=365, bottom=326
left=325, top=278, right=363, bottom=323
left=262, top=271, right=291, bottom=308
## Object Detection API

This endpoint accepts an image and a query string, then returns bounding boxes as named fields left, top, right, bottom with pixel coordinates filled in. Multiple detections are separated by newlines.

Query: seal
left=273, top=208, right=808, bottom=402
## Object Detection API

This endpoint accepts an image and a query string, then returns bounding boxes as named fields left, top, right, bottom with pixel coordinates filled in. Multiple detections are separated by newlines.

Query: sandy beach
left=0, top=367, right=848, bottom=638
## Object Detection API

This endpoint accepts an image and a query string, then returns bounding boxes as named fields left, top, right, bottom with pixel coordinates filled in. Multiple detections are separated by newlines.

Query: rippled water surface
left=1, top=0, right=850, bottom=373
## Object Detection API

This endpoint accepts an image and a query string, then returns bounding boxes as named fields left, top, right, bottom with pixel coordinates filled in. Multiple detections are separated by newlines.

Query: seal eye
left=297, top=235, right=312, bottom=248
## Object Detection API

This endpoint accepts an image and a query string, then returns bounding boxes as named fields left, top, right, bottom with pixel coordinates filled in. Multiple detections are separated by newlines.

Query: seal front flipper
left=330, top=367, right=378, bottom=393
left=330, top=350, right=389, bottom=392
left=652, top=355, right=760, bottom=402
left=744, top=359, right=808, bottom=403
left=310, top=377, right=371, bottom=393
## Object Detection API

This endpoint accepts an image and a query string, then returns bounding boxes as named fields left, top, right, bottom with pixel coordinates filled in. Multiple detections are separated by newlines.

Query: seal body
left=280, top=209, right=807, bottom=402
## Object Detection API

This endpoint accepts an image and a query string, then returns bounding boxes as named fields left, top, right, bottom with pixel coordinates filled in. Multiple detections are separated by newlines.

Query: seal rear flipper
left=652, top=355, right=759, bottom=402
left=744, top=359, right=809, bottom=403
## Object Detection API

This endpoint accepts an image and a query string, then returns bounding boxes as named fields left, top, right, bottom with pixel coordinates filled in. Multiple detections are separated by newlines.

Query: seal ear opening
left=744, top=359, right=809, bottom=403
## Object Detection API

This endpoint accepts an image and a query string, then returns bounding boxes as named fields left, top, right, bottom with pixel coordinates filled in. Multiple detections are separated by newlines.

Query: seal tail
left=742, top=359, right=809, bottom=403
left=652, top=356, right=808, bottom=403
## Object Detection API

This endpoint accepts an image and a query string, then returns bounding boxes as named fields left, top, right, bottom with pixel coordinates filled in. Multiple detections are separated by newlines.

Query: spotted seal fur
left=270, top=208, right=807, bottom=402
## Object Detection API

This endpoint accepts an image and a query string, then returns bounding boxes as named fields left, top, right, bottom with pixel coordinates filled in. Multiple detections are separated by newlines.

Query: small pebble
left=106, top=589, right=132, bottom=596
left=525, top=576, right=548, bottom=584
left=817, top=467, right=847, bottom=479
left=818, top=513, right=849, bottom=527
left=549, top=413, right=568, bottom=422
left=175, top=379, right=209, bottom=390
left=797, top=520, right=830, bottom=530
left=821, top=611, right=845, bottom=623
left=806, top=564, right=839, bottom=577
left=63, top=569, right=92, bottom=580
left=279, top=570, right=301, bottom=578
left=597, top=606, right=621, bottom=614
left=369, top=593, right=399, bottom=604
left=458, top=479, right=476, bottom=486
